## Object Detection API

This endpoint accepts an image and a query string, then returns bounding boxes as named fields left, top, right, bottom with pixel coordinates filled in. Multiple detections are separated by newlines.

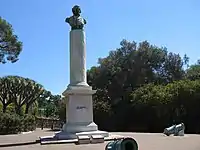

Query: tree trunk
left=15, top=105, right=22, bottom=115
left=25, top=104, right=29, bottom=114
left=2, top=104, right=7, bottom=113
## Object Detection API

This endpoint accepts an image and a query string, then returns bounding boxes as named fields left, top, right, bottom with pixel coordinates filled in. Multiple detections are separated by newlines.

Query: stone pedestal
left=62, top=85, right=98, bottom=133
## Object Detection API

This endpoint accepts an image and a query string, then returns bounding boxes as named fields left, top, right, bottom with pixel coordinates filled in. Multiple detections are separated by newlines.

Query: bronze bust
left=65, top=5, right=87, bottom=30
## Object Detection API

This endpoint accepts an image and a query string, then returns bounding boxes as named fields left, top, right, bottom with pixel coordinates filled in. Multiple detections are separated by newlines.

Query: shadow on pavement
left=0, top=140, right=40, bottom=148
left=44, top=129, right=61, bottom=132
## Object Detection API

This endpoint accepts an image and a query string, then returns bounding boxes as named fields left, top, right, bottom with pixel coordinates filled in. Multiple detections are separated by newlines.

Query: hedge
left=0, top=113, right=36, bottom=134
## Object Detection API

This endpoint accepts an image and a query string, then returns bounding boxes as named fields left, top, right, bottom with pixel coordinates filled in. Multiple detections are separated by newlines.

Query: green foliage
left=44, top=102, right=57, bottom=118
left=0, top=103, right=2, bottom=112
left=0, top=76, right=45, bottom=115
left=93, top=98, right=113, bottom=130
left=131, top=84, right=170, bottom=105
left=58, top=104, right=66, bottom=122
left=22, top=115, right=36, bottom=131
left=129, top=79, right=200, bottom=132
left=0, top=112, right=22, bottom=134
left=185, top=61, right=200, bottom=80
left=87, top=39, right=200, bottom=133
left=88, top=40, right=185, bottom=104
left=57, top=97, right=66, bottom=122
left=1, top=38, right=200, bottom=134
left=31, top=103, right=39, bottom=116
left=88, top=40, right=187, bottom=130
left=0, top=17, right=22, bottom=64
left=37, top=93, right=62, bottom=118
left=6, top=103, right=17, bottom=113
left=0, top=113, right=36, bottom=134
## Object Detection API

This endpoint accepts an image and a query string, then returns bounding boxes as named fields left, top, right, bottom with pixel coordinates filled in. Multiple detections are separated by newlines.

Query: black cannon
left=105, top=137, right=138, bottom=150
left=163, top=123, right=185, bottom=136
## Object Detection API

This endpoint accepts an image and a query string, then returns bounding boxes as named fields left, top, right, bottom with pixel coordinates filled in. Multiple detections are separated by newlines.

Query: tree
left=0, top=17, right=22, bottom=64
left=130, top=80, right=200, bottom=133
left=0, top=76, right=45, bottom=115
left=88, top=39, right=185, bottom=106
left=57, top=97, right=67, bottom=122
left=0, top=77, right=14, bottom=112
left=37, top=90, right=51, bottom=108
left=23, top=80, right=45, bottom=114
left=37, top=92, right=62, bottom=118
left=185, top=60, right=200, bottom=80
left=183, top=54, right=189, bottom=68
left=44, top=94, right=61, bottom=118
left=87, top=39, right=186, bottom=131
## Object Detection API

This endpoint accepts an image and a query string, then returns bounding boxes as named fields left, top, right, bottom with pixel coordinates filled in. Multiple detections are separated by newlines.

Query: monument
left=40, top=5, right=128, bottom=144
left=55, top=5, right=109, bottom=140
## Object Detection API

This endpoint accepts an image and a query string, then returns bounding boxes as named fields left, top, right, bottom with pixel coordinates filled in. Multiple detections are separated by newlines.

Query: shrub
left=23, top=114, right=36, bottom=131
left=0, top=112, right=36, bottom=134
left=6, top=103, right=16, bottom=113
left=130, top=80, right=200, bottom=133
left=0, top=103, right=2, bottom=112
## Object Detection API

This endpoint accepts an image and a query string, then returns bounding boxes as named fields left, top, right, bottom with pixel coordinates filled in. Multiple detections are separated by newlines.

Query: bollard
left=105, top=137, right=138, bottom=150
left=163, top=123, right=185, bottom=136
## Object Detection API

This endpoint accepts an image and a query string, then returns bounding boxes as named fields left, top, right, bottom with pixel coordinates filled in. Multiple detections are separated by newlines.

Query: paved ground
left=0, top=129, right=200, bottom=150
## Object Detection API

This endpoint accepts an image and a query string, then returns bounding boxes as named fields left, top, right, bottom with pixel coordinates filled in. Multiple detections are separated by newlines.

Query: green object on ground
left=105, top=137, right=138, bottom=150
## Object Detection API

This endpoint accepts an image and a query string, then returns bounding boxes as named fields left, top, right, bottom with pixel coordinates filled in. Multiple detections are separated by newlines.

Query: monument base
left=39, top=130, right=124, bottom=145
left=62, top=84, right=98, bottom=133
left=54, top=130, right=109, bottom=140
left=62, top=122, right=98, bottom=133
left=42, top=83, right=109, bottom=142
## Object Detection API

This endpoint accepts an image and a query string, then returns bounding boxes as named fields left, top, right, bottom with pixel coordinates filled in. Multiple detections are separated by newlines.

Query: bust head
left=72, top=5, right=81, bottom=16
left=65, top=5, right=86, bottom=30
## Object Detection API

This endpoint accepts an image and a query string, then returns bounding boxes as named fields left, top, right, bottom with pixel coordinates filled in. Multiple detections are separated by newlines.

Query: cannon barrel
left=163, top=125, right=176, bottom=136
left=105, top=137, right=138, bottom=150
left=174, top=123, right=185, bottom=136
left=163, top=123, right=185, bottom=136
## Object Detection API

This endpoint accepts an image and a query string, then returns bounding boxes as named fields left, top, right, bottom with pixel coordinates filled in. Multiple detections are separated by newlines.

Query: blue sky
left=0, top=0, right=200, bottom=95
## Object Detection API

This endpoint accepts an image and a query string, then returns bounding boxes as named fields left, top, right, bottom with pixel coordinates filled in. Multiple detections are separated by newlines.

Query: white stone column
left=62, top=29, right=98, bottom=133
left=69, top=30, right=88, bottom=86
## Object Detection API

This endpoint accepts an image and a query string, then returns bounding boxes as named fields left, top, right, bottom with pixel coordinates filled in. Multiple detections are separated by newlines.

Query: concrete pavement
left=0, top=129, right=200, bottom=150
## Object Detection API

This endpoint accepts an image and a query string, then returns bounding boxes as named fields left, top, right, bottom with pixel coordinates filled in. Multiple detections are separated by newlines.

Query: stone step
left=76, top=135, right=90, bottom=145
left=91, top=135, right=104, bottom=144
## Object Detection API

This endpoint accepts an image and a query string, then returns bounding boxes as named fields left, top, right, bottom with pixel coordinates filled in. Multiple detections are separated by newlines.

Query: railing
left=36, top=117, right=63, bottom=130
